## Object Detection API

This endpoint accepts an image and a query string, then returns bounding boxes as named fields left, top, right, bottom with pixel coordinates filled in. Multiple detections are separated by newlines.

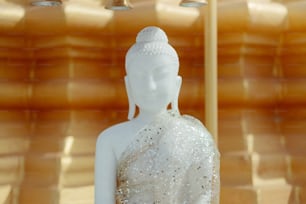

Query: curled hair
left=125, top=26, right=179, bottom=70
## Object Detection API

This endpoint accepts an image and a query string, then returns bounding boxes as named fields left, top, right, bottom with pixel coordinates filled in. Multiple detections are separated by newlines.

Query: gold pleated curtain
left=0, top=0, right=305, bottom=204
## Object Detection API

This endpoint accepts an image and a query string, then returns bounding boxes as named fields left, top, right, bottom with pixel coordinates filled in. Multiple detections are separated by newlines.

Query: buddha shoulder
left=96, top=121, right=140, bottom=159
left=97, top=121, right=133, bottom=142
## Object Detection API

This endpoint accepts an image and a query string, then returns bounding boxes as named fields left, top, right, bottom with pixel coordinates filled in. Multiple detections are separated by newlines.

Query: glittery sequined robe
left=116, top=111, right=220, bottom=204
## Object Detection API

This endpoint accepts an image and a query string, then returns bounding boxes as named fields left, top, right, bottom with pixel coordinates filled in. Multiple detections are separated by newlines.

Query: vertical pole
left=205, top=0, right=218, bottom=144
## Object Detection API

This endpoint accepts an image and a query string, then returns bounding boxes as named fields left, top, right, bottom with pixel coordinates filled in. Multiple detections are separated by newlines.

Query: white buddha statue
left=95, top=26, right=220, bottom=204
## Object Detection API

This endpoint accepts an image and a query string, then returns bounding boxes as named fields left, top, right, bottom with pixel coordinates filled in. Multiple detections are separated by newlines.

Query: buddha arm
left=95, top=134, right=117, bottom=204
left=210, top=149, right=220, bottom=204
left=180, top=149, right=220, bottom=204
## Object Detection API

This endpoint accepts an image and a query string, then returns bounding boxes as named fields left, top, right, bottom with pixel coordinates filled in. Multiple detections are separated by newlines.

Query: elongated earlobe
left=171, top=76, right=182, bottom=113
left=125, top=76, right=136, bottom=120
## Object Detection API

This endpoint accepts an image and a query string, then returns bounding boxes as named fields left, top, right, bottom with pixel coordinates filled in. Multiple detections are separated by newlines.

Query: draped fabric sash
left=116, top=111, right=220, bottom=204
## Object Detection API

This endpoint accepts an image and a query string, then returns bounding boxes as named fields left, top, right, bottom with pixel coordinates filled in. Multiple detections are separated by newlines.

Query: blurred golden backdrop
left=0, top=0, right=305, bottom=203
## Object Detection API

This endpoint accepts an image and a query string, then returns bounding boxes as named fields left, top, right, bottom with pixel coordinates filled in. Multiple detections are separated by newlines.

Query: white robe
left=116, top=111, right=220, bottom=204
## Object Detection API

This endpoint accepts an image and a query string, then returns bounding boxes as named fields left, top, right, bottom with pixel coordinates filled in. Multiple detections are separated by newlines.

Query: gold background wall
left=0, top=0, right=305, bottom=203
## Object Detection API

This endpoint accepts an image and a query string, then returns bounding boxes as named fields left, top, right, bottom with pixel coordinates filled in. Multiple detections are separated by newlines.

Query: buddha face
left=126, top=55, right=181, bottom=113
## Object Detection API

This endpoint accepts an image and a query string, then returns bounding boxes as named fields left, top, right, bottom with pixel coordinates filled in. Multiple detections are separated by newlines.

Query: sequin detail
left=116, top=111, right=220, bottom=204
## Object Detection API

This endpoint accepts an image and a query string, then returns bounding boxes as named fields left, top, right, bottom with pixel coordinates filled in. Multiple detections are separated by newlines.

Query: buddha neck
left=132, top=108, right=168, bottom=126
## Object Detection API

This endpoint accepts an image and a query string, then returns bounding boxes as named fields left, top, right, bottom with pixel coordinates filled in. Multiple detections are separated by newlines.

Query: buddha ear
left=171, top=75, right=182, bottom=112
left=125, top=76, right=136, bottom=120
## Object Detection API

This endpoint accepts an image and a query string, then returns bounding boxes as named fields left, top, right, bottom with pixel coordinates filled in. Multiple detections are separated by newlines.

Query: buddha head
left=125, top=26, right=182, bottom=120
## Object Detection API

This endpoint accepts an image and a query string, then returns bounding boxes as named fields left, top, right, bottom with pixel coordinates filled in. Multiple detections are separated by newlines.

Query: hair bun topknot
left=125, top=26, right=179, bottom=69
left=136, top=26, right=168, bottom=43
